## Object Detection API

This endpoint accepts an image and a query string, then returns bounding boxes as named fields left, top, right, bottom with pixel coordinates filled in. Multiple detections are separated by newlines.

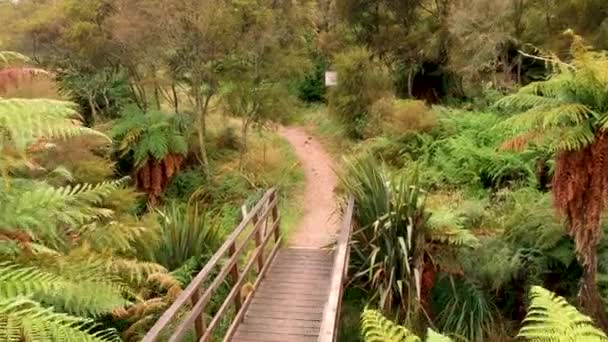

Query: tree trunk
left=239, top=119, right=250, bottom=171
left=152, top=65, right=161, bottom=110
left=87, top=95, right=98, bottom=125
left=554, top=135, right=608, bottom=331
left=193, top=83, right=210, bottom=177
left=579, top=250, right=608, bottom=331
left=154, top=85, right=161, bottom=110
left=407, top=67, right=414, bottom=99
left=172, top=83, right=179, bottom=113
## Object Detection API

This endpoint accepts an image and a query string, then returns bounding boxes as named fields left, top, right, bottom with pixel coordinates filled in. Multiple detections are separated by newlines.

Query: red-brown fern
left=500, top=130, right=543, bottom=151
left=0, top=67, right=50, bottom=94
left=553, top=131, right=608, bottom=327
left=135, top=153, right=184, bottom=204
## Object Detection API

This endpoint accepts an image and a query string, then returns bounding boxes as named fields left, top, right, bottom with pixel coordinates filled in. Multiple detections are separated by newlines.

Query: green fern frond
left=518, top=286, right=608, bottom=341
left=361, top=309, right=419, bottom=342
left=495, top=94, right=564, bottom=111
left=548, top=123, right=595, bottom=151
left=103, top=256, right=167, bottom=286
left=518, top=74, right=572, bottom=98
left=0, top=99, right=109, bottom=153
left=0, top=296, right=120, bottom=341
left=111, top=108, right=188, bottom=166
left=427, top=209, right=479, bottom=248
left=0, top=259, right=129, bottom=318
left=0, top=263, right=59, bottom=298
left=427, top=328, right=454, bottom=342
left=361, top=309, right=454, bottom=342
left=497, top=40, right=608, bottom=151
left=39, top=251, right=131, bottom=317
left=80, top=221, right=148, bottom=254
left=0, top=178, right=128, bottom=247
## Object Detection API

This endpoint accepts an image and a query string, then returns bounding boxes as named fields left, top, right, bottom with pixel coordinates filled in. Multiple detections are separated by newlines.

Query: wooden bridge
left=143, top=188, right=355, bottom=342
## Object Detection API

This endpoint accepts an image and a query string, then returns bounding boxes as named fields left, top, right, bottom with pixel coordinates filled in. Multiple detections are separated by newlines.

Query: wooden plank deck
left=232, top=248, right=333, bottom=342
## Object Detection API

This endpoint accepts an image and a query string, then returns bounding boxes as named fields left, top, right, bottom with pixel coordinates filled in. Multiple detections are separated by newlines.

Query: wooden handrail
left=318, top=196, right=355, bottom=342
left=142, top=188, right=282, bottom=342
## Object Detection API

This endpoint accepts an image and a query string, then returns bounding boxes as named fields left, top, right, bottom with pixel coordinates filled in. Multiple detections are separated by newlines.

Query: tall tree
left=160, top=0, right=238, bottom=176
left=221, top=0, right=311, bottom=163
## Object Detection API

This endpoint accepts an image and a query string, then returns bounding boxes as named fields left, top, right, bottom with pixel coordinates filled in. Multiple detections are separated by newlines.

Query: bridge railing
left=143, top=188, right=282, bottom=342
left=318, top=196, right=355, bottom=342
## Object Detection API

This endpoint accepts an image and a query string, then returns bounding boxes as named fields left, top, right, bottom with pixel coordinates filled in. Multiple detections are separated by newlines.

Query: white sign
left=325, top=71, right=337, bottom=86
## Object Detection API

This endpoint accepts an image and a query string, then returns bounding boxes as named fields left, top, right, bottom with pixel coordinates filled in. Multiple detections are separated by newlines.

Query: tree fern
left=111, top=108, right=188, bottom=166
left=496, top=34, right=608, bottom=328
left=518, top=286, right=608, bottom=341
left=0, top=296, right=120, bottom=341
left=495, top=35, right=608, bottom=153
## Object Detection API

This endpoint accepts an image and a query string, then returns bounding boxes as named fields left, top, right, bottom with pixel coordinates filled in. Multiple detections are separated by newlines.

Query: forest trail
left=278, top=126, right=339, bottom=248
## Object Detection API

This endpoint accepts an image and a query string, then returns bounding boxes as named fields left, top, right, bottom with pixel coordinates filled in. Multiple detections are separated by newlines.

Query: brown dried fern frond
left=500, top=130, right=543, bottom=151
left=0, top=67, right=50, bottom=94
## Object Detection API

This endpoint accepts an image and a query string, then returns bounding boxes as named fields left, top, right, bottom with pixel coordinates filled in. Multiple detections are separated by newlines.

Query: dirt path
left=278, top=126, right=339, bottom=248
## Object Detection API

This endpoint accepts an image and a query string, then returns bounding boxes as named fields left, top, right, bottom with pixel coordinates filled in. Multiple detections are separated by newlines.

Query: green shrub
left=367, top=98, right=437, bottom=137
left=339, top=155, right=428, bottom=318
left=456, top=199, right=490, bottom=229
left=431, top=109, right=538, bottom=189
left=296, top=56, right=328, bottom=103
left=328, top=47, right=392, bottom=138
left=390, top=100, right=437, bottom=134
left=340, top=155, right=477, bottom=324
left=148, top=200, right=222, bottom=270
left=431, top=275, right=496, bottom=342
left=164, top=168, right=207, bottom=199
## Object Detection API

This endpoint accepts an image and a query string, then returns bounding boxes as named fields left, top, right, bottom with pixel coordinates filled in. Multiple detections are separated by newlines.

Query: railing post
left=229, top=242, right=242, bottom=312
left=271, top=190, right=280, bottom=243
left=191, top=287, right=206, bottom=339
left=252, top=212, right=265, bottom=272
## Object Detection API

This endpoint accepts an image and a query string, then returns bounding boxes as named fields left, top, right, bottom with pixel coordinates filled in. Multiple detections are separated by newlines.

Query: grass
left=339, top=287, right=367, bottom=341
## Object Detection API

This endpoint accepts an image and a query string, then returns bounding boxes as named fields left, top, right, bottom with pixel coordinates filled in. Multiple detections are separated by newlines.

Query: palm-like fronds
left=496, top=35, right=608, bottom=152
left=361, top=309, right=452, bottom=342
left=111, top=107, right=187, bottom=201
left=518, top=286, right=608, bottom=341
left=0, top=296, right=120, bottom=341
left=111, top=107, right=188, bottom=167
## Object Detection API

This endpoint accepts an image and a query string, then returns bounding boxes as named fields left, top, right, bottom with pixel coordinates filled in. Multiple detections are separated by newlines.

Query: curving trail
left=278, top=126, right=339, bottom=248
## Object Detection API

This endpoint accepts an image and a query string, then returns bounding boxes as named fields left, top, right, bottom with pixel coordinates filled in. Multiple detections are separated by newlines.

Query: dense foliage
left=362, top=286, right=608, bottom=341
left=4, top=0, right=608, bottom=340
